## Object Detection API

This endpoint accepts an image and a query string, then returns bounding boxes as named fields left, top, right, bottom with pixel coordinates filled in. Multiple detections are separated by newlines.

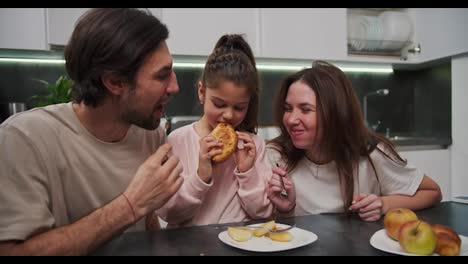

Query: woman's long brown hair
left=269, top=61, right=406, bottom=211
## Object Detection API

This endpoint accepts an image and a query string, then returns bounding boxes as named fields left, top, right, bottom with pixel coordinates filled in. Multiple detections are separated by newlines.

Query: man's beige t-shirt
left=0, top=103, right=166, bottom=241
left=266, top=144, right=424, bottom=216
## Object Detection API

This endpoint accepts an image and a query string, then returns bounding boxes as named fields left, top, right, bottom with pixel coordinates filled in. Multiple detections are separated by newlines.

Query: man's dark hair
left=65, top=8, right=169, bottom=107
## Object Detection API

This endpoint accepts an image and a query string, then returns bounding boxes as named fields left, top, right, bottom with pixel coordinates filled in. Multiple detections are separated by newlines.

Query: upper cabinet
left=406, top=8, right=468, bottom=62
left=46, top=8, right=161, bottom=47
left=47, top=8, right=90, bottom=47
left=161, top=8, right=260, bottom=56
left=0, top=8, right=47, bottom=50
left=260, top=8, right=347, bottom=61
left=345, top=8, right=468, bottom=63
left=2, top=8, right=467, bottom=65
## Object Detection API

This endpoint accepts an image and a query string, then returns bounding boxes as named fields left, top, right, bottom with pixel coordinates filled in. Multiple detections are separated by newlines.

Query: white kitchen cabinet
left=260, top=8, right=347, bottom=61
left=451, top=55, right=468, bottom=199
left=0, top=8, right=47, bottom=50
left=46, top=8, right=162, bottom=47
left=47, top=8, right=90, bottom=47
left=399, top=149, right=451, bottom=202
left=406, top=8, right=468, bottom=63
left=345, top=8, right=468, bottom=64
left=161, top=8, right=260, bottom=56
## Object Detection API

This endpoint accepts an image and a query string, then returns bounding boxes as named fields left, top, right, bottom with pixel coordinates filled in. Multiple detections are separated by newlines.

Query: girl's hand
left=198, top=135, right=222, bottom=183
left=234, top=132, right=256, bottom=173
left=267, top=166, right=296, bottom=213
left=349, top=193, right=384, bottom=221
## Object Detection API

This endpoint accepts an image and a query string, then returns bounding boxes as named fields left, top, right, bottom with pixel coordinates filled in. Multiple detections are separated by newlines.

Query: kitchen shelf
left=348, top=39, right=413, bottom=58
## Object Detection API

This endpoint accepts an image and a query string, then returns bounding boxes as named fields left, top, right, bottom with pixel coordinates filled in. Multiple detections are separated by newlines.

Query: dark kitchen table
left=92, top=202, right=468, bottom=255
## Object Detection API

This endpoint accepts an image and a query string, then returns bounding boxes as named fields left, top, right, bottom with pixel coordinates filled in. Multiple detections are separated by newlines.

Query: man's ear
left=101, top=72, right=126, bottom=95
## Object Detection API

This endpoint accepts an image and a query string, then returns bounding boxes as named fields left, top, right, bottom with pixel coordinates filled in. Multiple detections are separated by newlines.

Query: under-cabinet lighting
left=0, top=58, right=393, bottom=74
left=0, top=58, right=66, bottom=64
left=173, top=62, right=393, bottom=73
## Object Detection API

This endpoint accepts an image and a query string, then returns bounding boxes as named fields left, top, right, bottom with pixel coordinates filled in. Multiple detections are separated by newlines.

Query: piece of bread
left=210, top=123, right=238, bottom=163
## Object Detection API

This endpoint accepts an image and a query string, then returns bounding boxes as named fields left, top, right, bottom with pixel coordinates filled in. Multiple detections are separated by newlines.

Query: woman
left=266, top=61, right=442, bottom=221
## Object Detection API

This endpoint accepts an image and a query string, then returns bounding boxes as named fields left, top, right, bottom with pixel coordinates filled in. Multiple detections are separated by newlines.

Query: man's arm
left=0, top=143, right=183, bottom=256
left=0, top=194, right=133, bottom=256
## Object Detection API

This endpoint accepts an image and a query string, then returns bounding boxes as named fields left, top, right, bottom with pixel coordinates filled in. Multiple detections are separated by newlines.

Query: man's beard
left=122, top=105, right=160, bottom=130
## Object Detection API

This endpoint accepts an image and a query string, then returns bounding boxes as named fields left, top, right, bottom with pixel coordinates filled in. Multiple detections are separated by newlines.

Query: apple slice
left=253, top=220, right=276, bottom=237
left=268, top=231, right=293, bottom=242
left=227, top=227, right=253, bottom=242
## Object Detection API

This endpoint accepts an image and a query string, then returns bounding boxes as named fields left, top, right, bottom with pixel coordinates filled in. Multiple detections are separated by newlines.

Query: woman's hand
left=267, top=166, right=296, bottom=214
left=349, top=193, right=384, bottom=221
left=198, top=135, right=222, bottom=183
left=234, top=132, right=256, bottom=173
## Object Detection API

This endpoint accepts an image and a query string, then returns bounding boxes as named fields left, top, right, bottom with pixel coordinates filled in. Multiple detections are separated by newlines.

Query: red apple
left=384, top=208, right=418, bottom=240
left=399, top=220, right=437, bottom=255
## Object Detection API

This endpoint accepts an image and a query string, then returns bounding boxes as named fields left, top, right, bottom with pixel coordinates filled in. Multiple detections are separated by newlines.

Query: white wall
left=451, top=54, right=468, bottom=198
left=399, top=149, right=451, bottom=201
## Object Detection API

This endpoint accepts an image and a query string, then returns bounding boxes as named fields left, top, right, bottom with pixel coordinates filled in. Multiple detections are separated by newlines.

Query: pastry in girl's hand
left=210, top=123, right=238, bottom=162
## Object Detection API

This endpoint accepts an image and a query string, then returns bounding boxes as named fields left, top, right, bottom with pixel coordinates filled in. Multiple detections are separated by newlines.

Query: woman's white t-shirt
left=266, top=145, right=424, bottom=216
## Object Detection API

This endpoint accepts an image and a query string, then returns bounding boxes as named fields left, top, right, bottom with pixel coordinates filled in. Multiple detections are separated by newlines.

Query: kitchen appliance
left=0, top=102, right=27, bottom=123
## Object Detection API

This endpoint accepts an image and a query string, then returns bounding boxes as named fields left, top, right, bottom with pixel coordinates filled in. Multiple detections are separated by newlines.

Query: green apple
left=384, top=208, right=418, bottom=240
left=399, top=220, right=437, bottom=255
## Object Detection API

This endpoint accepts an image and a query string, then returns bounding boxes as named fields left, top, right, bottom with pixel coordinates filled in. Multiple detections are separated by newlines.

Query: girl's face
left=283, top=80, right=320, bottom=150
left=199, top=80, right=250, bottom=130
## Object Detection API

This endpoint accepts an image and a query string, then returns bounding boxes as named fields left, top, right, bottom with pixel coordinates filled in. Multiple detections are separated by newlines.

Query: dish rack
left=348, top=39, right=413, bottom=57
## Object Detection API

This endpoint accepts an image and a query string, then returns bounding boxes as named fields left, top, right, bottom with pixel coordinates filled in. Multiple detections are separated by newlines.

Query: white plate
left=218, top=223, right=318, bottom=252
left=370, top=229, right=468, bottom=256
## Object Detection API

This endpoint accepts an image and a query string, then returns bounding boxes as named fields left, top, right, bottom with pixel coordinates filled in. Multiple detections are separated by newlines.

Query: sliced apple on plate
left=227, top=227, right=253, bottom=242
left=253, top=220, right=276, bottom=237
left=268, top=231, right=293, bottom=242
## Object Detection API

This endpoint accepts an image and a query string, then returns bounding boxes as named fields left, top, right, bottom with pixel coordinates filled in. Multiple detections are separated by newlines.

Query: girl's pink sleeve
left=234, top=135, right=274, bottom=219
left=156, top=129, right=211, bottom=225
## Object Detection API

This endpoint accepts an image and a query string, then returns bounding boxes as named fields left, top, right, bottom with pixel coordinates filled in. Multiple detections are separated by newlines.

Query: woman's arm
left=381, top=175, right=442, bottom=214
left=350, top=176, right=442, bottom=221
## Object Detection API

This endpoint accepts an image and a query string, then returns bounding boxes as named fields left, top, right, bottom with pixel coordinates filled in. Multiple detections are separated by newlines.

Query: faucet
left=363, top=89, right=389, bottom=130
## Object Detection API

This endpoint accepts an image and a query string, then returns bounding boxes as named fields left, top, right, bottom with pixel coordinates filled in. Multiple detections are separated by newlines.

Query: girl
left=157, top=34, right=273, bottom=227
left=267, top=61, right=442, bottom=221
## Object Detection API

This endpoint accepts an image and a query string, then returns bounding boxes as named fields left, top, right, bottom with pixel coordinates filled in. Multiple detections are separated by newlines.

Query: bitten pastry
left=210, top=123, right=238, bottom=162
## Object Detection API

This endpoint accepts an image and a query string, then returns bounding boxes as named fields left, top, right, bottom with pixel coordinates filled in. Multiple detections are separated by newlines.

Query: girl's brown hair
left=269, top=61, right=406, bottom=211
left=200, top=34, right=259, bottom=133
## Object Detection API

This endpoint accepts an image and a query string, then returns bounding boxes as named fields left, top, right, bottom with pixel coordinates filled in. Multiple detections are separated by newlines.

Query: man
left=0, top=8, right=183, bottom=255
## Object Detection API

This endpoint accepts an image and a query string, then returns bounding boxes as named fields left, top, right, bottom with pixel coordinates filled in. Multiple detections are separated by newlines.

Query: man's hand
left=124, top=143, right=184, bottom=220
